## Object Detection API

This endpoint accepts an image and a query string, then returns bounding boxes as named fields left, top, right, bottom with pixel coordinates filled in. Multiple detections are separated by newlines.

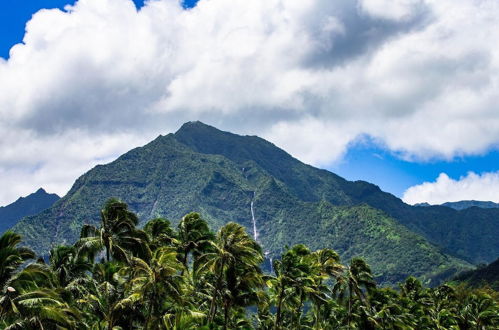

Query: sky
left=0, top=0, right=499, bottom=206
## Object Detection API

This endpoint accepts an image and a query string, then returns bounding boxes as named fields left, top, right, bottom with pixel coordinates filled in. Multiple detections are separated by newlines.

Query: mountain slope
left=454, top=258, right=499, bottom=290
left=12, top=122, right=475, bottom=285
left=175, top=122, right=499, bottom=264
left=349, top=188, right=499, bottom=264
left=415, top=200, right=499, bottom=210
left=0, top=188, right=60, bottom=234
left=442, top=200, right=499, bottom=210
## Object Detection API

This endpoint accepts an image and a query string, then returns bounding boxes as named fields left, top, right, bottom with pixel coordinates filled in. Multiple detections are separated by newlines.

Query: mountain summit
left=12, top=122, right=498, bottom=285
left=0, top=188, right=60, bottom=234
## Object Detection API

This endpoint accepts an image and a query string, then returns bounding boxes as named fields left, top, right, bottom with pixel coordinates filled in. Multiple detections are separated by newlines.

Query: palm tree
left=309, top=248, right=343, bottom=328
left=0, top=231, right=35, bottom=290
left=1, top=259, right=81, bottom=329
left=268, top=244, right=317, bottom=329
left=0, top=287, right=81, bottom=329
left=333, top=257, right=376, bottom=328
left=120, top=246, right=184, bottom=329
left=144, top=217, right=177, bottom=251
left=177, top=212, right=214, bottom=275
left=457, top=290, right=499, bottom=329
left=49, top=245, right=92, bottom=288
left=77, top=261, right=131, bottom=330
left=197, top=222, right=263, bottom=328
left=79, top=198, right=149, bottom=262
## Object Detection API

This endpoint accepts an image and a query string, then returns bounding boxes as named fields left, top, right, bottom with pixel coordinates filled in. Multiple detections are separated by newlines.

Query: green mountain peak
left=11, top=122, right=499, bottom=285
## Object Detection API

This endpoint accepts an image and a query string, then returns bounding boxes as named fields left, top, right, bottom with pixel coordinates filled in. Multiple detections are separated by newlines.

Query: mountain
left=0, top=188, right=60, bottom=234
left=414, top=202, right=431, bottom=207
left=10, top=122, right=483, bottom=285
left=441, top=200, right=499, bottom=211
left=173, top=123, right=499, bottom=264
left=415, top=200, right=499, bottom=211
left=454, top=258, right=499, bottom=290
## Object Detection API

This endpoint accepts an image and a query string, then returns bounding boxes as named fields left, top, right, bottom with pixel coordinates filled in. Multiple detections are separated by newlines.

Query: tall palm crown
left=79, top=198, right=149, bottom=262
left=0, top=231, right=35, bottom=290
left=198, top=222, right=263, bottom=327
left=177, top=212, right=214, bottom=273
left=49, top=245, right=92, bottom=287
left=144, top=217, right=177, bottom=252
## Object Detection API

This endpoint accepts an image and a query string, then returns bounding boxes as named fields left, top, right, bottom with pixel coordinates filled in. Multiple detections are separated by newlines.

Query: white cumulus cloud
left=1, top=0, right=499, bottom=205
left=403, top=172, right=499, bottom=205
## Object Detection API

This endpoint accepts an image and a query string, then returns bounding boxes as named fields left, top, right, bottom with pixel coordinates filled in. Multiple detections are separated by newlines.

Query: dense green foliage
left=1, top=200, right=498, bottom=329
left=454, top=258, right=499, bottom=291
left=11, top=122, right=498, bottom=284
left=0, top=188, right=59, bottom=234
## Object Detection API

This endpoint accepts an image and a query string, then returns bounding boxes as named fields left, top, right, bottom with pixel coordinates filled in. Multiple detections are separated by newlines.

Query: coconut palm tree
left=49, top=245, right=92, bottom=288
left=197, top=222, right=263, bottom=328
left=457, top=290, right=499, bottom=329
left=0, top=231, right=35, bottom=290
left=0, top=287, right=81, bottom=329
left=177, top=212, right=214, bottom=275
left=333, top=257, right=376, bottom=328
left=120, top=246, right=184, bottom=329
left=79, top=198, right=149, bottom=262
left=267, top=244, right=317, bottom=329
left=309, top=248, right=343, bottom=328
left=144, top=217, right=177, bottom=252
left=77, top=261, right=132, bottom=330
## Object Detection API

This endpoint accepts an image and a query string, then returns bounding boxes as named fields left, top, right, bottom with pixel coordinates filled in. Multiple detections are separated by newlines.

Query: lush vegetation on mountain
left=0, top=188, right=59, bottom=234
left=441, top=201, right=499, bottom=211
left=175, top=122, right=499, bottom=265
left=1, top=199, right=498, bottom=329
left=10, top=122, right=497, bottom=285
left=454, top=258, right=499, bottom=291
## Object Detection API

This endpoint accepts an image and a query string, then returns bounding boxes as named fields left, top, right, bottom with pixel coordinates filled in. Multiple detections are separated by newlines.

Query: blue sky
left=331, top=141, right=499, bottom=197
left=0, top=0, right=498, bottom=206
left=0, top=0, right=199, bottom=59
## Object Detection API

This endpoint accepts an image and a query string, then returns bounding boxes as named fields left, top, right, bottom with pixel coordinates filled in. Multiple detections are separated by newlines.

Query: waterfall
left=265, top=250, right=274, bottom=274
left=250, top=191, right=258, bottom=241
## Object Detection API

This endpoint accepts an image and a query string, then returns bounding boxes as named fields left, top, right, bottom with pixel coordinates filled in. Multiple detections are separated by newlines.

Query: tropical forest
left=1, top=198, right=498, bottom=329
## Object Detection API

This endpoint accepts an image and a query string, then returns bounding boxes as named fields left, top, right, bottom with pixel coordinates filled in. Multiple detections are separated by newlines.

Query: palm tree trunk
left=180, top=251, right=188, bottom=276
left=348, top=282, right=353, bottom=329
left=209, top=259, right=226, bottom=323
left=275, top=282, right=285, bottom=329
left=145, top=289, right=156, bottom=330
left=223, top=300, right=230, bottom=330
left=295, top=293, right=305, bottom=328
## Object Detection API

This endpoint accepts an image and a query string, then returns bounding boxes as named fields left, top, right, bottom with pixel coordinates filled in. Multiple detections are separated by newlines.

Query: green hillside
left=351, top=188, right=499, bottom=264
left=454, top=258, right=499, bottom=290
left=12, top=122, right=477, bottom=285
left=0, top=188, right=59, bottom=234
left=175, top=122, right=499, bottom=265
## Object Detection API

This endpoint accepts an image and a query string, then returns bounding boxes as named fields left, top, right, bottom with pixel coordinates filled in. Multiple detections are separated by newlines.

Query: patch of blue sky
left=330, top=137, right=499, bottom=198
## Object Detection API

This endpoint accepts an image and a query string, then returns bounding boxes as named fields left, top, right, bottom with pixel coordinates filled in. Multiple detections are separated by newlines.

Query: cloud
left=403, top=172, right=499, bottom=204
left=1, top=0, right=499, bottom=204
left=358, top=0, right=425, bottom=21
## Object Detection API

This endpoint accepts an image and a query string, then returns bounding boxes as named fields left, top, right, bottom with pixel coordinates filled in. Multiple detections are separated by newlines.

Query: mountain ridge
left=175, top=122, right=499, bottom=264
left=0, top=188, right=60, bottom=234
left=416, top=200, right=499, bottom=210
left=12, top=122, right=496, bottom=285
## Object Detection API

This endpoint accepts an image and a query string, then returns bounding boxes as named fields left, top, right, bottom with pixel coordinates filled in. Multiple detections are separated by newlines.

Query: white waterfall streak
left=250, top=191, right=258, bottom=241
